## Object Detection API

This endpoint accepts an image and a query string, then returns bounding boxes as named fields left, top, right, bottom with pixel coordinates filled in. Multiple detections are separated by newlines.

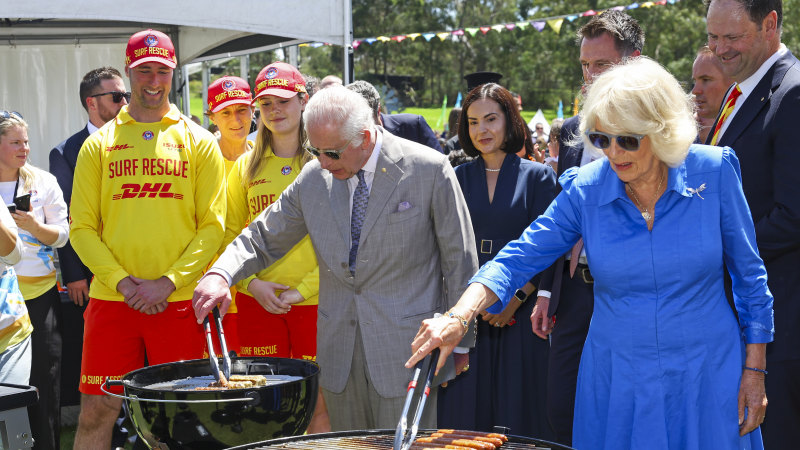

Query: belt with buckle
left=567, top=262, right=594, bottom=284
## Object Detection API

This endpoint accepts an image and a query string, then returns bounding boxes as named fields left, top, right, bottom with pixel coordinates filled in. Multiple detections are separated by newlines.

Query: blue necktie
left=349, top=170, right=369, bottom=274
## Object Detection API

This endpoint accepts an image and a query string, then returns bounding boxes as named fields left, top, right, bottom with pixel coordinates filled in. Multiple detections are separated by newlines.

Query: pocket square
left=397, top=201, right=413, bottom=212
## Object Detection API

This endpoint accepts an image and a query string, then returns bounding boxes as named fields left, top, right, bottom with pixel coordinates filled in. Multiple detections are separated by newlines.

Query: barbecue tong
left=393, top=348, right=440, bottom=450
left=203, top=306, right=232, bottom=383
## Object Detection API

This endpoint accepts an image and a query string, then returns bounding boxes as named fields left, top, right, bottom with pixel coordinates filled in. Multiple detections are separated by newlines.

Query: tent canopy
left=0, top=0, right=352, bottom=168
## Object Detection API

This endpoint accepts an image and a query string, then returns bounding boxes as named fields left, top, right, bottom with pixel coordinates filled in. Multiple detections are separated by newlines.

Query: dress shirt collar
left=737, top=44, right=788, bottom=100
left=87, top=121, right=100, bottom=135
left=346, top=127, right=382, bottom=191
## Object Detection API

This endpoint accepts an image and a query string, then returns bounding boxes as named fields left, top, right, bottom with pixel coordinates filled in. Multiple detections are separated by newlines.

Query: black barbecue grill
left=227, top=429, right=575, bottom=449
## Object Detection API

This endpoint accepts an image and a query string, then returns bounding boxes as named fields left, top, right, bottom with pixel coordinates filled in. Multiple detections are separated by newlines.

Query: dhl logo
left=105, top=144, right=133, bottom=152
left=112, top=183, right=184, bottom=200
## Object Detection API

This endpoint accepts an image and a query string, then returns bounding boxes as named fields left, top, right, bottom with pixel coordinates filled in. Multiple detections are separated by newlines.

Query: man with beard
left=70, top=30, right=225, bottom=449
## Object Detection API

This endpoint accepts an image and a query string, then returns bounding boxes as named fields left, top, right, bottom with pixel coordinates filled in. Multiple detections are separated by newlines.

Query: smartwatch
left=514, top=289, right=528, bottom=303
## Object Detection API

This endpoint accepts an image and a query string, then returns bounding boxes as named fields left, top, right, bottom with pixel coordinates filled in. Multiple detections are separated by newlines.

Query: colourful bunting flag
left=491, top=24, right=505, bottom=32
left=641, top=2, right=655, bottom=7
left=436, top=95, right=448, bottom=128
left=547, top=18, right=564, bottom=34
left=392, top=35, right=406, bottom=42
left=516, top=21, right=530, bottom=30
left=423, top=33, right=435, bottom=41
left=452, top=29, right=465, bottom=36
left=437, top=32, right=450, bottom=41
left=532, top=21, right=546, bottom=32
left=352, top=40, right=361, bottom=49
left=408, top=33, right=421, bottom=40
left=480, top=26, right=491, bottom=35
left=583, top=9, right=597, bottom=16
left=505, top=23, right=516, bottom=31
left=465, top=28, right=479, bottom=36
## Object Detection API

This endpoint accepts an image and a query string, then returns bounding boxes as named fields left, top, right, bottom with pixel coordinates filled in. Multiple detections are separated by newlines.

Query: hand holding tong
left=393, top=347, right=440, bottom=450
left=203, top=306, right=231, bottom=383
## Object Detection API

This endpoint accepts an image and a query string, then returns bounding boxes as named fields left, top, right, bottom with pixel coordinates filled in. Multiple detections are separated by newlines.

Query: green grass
left=188, top=92, right=561, bottom=135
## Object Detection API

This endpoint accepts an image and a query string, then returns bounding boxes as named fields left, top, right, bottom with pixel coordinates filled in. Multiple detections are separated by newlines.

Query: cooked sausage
left=410, top=443, right=473, bottom=450
left=436, top=429, right=508, bottom=442
left=415, top=437, right=495, bottom=450
left=431, top=432, right=503, bottom=447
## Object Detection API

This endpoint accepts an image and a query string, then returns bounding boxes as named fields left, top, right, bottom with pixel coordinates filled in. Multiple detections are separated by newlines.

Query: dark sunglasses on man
left=585, top=130, right=645, bottom=152
left=304, top=138, right=353, bottom=160
left=0, top=110, right=23, bottom=121
left=89, top=91, right=131, bottom=103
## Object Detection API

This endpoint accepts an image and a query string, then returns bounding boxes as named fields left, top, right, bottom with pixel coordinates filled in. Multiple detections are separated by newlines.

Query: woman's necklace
left=627, top=171, right=665, bottom=222
left=485, top=168, right=501, bottom=172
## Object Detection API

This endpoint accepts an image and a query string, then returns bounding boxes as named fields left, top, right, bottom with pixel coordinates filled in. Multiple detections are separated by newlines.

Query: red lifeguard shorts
left=79, top=299, right=205, bottom=395
left=235, top=291, right=317, bottom=361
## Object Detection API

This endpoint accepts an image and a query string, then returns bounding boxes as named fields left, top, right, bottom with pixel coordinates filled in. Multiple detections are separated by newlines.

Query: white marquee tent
left=1, top=1, right=352, bottom=168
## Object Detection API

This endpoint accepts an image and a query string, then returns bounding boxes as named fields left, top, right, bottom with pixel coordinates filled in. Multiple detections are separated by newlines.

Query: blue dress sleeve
left=719, top=147, right=774, bottom=344
left=471, top=166, right=583, bottom=313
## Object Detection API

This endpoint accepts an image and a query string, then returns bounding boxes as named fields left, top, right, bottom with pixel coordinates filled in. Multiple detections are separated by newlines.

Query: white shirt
left=87, top=121, right=100, bottom=135
left=346, top=128, right=382, bottom=222
left=717, top=44, right=788, bottom=140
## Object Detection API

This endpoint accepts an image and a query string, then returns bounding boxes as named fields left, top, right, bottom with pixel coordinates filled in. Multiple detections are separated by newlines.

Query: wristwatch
left=514, top=289, right=528, bottom=303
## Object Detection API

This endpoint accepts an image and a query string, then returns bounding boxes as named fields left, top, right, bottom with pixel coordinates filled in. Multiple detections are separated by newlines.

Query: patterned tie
left=710, top=84, right=742, bottom=145
left=349, top=170, right=369, bottom=274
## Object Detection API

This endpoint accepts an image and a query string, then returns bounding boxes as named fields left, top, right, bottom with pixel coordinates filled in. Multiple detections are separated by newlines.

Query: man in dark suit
left=529, top=11, right=644, bottom=445
left=346, top=80, right=443, bottom=152
left=706, top=1, right=799, bottom=447
left=49, top=67, right=127, bottom=307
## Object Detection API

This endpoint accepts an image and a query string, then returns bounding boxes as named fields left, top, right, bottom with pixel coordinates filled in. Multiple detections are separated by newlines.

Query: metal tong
left=393, top=348, right=440, bottom=450
left=203, top=306, right=232, bottom=383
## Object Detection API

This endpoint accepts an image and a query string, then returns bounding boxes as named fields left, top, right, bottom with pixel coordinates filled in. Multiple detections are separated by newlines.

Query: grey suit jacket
left=215, top=129, right=479, bottom=397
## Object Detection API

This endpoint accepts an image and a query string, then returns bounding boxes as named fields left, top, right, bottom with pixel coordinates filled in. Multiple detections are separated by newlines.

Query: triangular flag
left=299, top=43, right=309, bottom=47
left=655, top=0, right=667, bottom=4
left=377, top=36, right=390, bottom=42
left=557, top=100, right=564, bottom=119
left=310, top=42, right=324, bottom=48
left=532, top=21, right=546, bottom=32
left=391, top=35, right=406, bottom=42
left=437, top=32, right=450, bottom=41
left=407, top=33, right=421, bottom=40
left=365, top=38, right=377, bottom=44
left=641, top=1, right=655, bottom=7
left=352, top=40, right=361, bottom=49
left=454, top=92, right=463, bottom=109
left=627, top=2, right=640, bottom=8
left=547, top=18, right=564, bottom=34
left=491, top=24, right=505, bottom=32
left=611, top=6, right=625, bottom=11
left=566, top=15, right=579, bottom=22
left=583, top=10, right=598, bottom=16
left=423, top=33, right=436, bottom=41
left=480, top=26, right=491, bottom=35
left=453, top=29, right=465, bottom=36
left=465, top=28, right=479, bottom=36
left=516, top=21, right=530, bottom=30
left=505, top=23, right=516, bottom=31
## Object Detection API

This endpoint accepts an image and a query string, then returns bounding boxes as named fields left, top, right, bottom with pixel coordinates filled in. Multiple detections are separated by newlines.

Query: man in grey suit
left=193, top=86, right=478, bottom=431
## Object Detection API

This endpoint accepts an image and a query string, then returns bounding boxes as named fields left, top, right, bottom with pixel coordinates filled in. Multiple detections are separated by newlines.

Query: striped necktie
left=710, top=85, right=742, bottom=145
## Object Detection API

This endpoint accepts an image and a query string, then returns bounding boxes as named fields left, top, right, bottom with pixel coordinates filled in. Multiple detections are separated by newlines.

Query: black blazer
left=49, top=126, right=93, bottom=285
left=380, top=113, right=443, bottom=153
left=707, top=50, right=800, bottom=361
left=538, top=115, right=584, bottom=311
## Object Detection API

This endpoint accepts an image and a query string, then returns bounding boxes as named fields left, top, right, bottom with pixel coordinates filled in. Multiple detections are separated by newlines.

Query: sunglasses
left=0, top=110, right=23, bottom=121
left=90, top=91, right=131, bottom=103
left=304, top=138, right=353, bottom=160
left=585, top=130, right=645, bottom=151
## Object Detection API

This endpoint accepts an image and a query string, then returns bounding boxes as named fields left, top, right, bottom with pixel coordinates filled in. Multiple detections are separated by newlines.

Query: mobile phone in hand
left=6, top=205, right=15, bottom=214
left=13, top=193, right=30, bottom=212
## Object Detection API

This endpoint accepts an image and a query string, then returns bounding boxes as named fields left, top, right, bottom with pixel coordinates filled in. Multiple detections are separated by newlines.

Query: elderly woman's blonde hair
left=579, top=57, right=697, bottom=167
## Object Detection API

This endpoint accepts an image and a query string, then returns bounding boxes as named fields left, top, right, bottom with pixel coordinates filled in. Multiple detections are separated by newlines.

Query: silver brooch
left=687, top=183, right=706, bottom=199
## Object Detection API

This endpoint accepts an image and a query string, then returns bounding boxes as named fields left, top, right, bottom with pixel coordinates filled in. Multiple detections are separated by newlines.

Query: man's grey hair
left=346, top=80, right=382, bottom=124
left=304, top=86, right=375, bottom=144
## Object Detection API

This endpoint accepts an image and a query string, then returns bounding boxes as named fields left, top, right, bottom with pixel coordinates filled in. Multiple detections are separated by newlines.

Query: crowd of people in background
left=0, top=1, right=796, bottom=449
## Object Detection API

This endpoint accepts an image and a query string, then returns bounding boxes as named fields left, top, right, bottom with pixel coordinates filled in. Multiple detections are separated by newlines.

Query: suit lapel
left=359, top=132, right=403, bottom=243
left=717, top=51, right=799, bottom=147
left=329, top=173, right=352, bottom=244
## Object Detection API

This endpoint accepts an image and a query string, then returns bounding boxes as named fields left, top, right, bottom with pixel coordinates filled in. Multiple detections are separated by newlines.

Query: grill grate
left=241, top=430, right=562, bottom=449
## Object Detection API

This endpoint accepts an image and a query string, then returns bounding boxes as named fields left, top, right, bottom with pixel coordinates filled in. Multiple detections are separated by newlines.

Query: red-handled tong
left=393, top=348, right=440, bottom=450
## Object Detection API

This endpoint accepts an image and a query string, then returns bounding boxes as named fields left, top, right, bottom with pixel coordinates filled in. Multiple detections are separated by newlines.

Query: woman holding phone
left=0, top=111, right=69, bottom=450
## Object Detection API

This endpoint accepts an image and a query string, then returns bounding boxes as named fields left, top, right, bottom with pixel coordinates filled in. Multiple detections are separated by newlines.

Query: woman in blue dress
left=437, top=83, right=556, bottom=438
left=410, top=57, right=772, bottom=450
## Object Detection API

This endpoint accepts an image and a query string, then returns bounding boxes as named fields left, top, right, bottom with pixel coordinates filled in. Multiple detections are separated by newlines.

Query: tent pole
left=343, top=0, right=353, bottom=83
left=182, top=66, right=192, bottom=117
left=202, top=61, right=210, bottom=127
